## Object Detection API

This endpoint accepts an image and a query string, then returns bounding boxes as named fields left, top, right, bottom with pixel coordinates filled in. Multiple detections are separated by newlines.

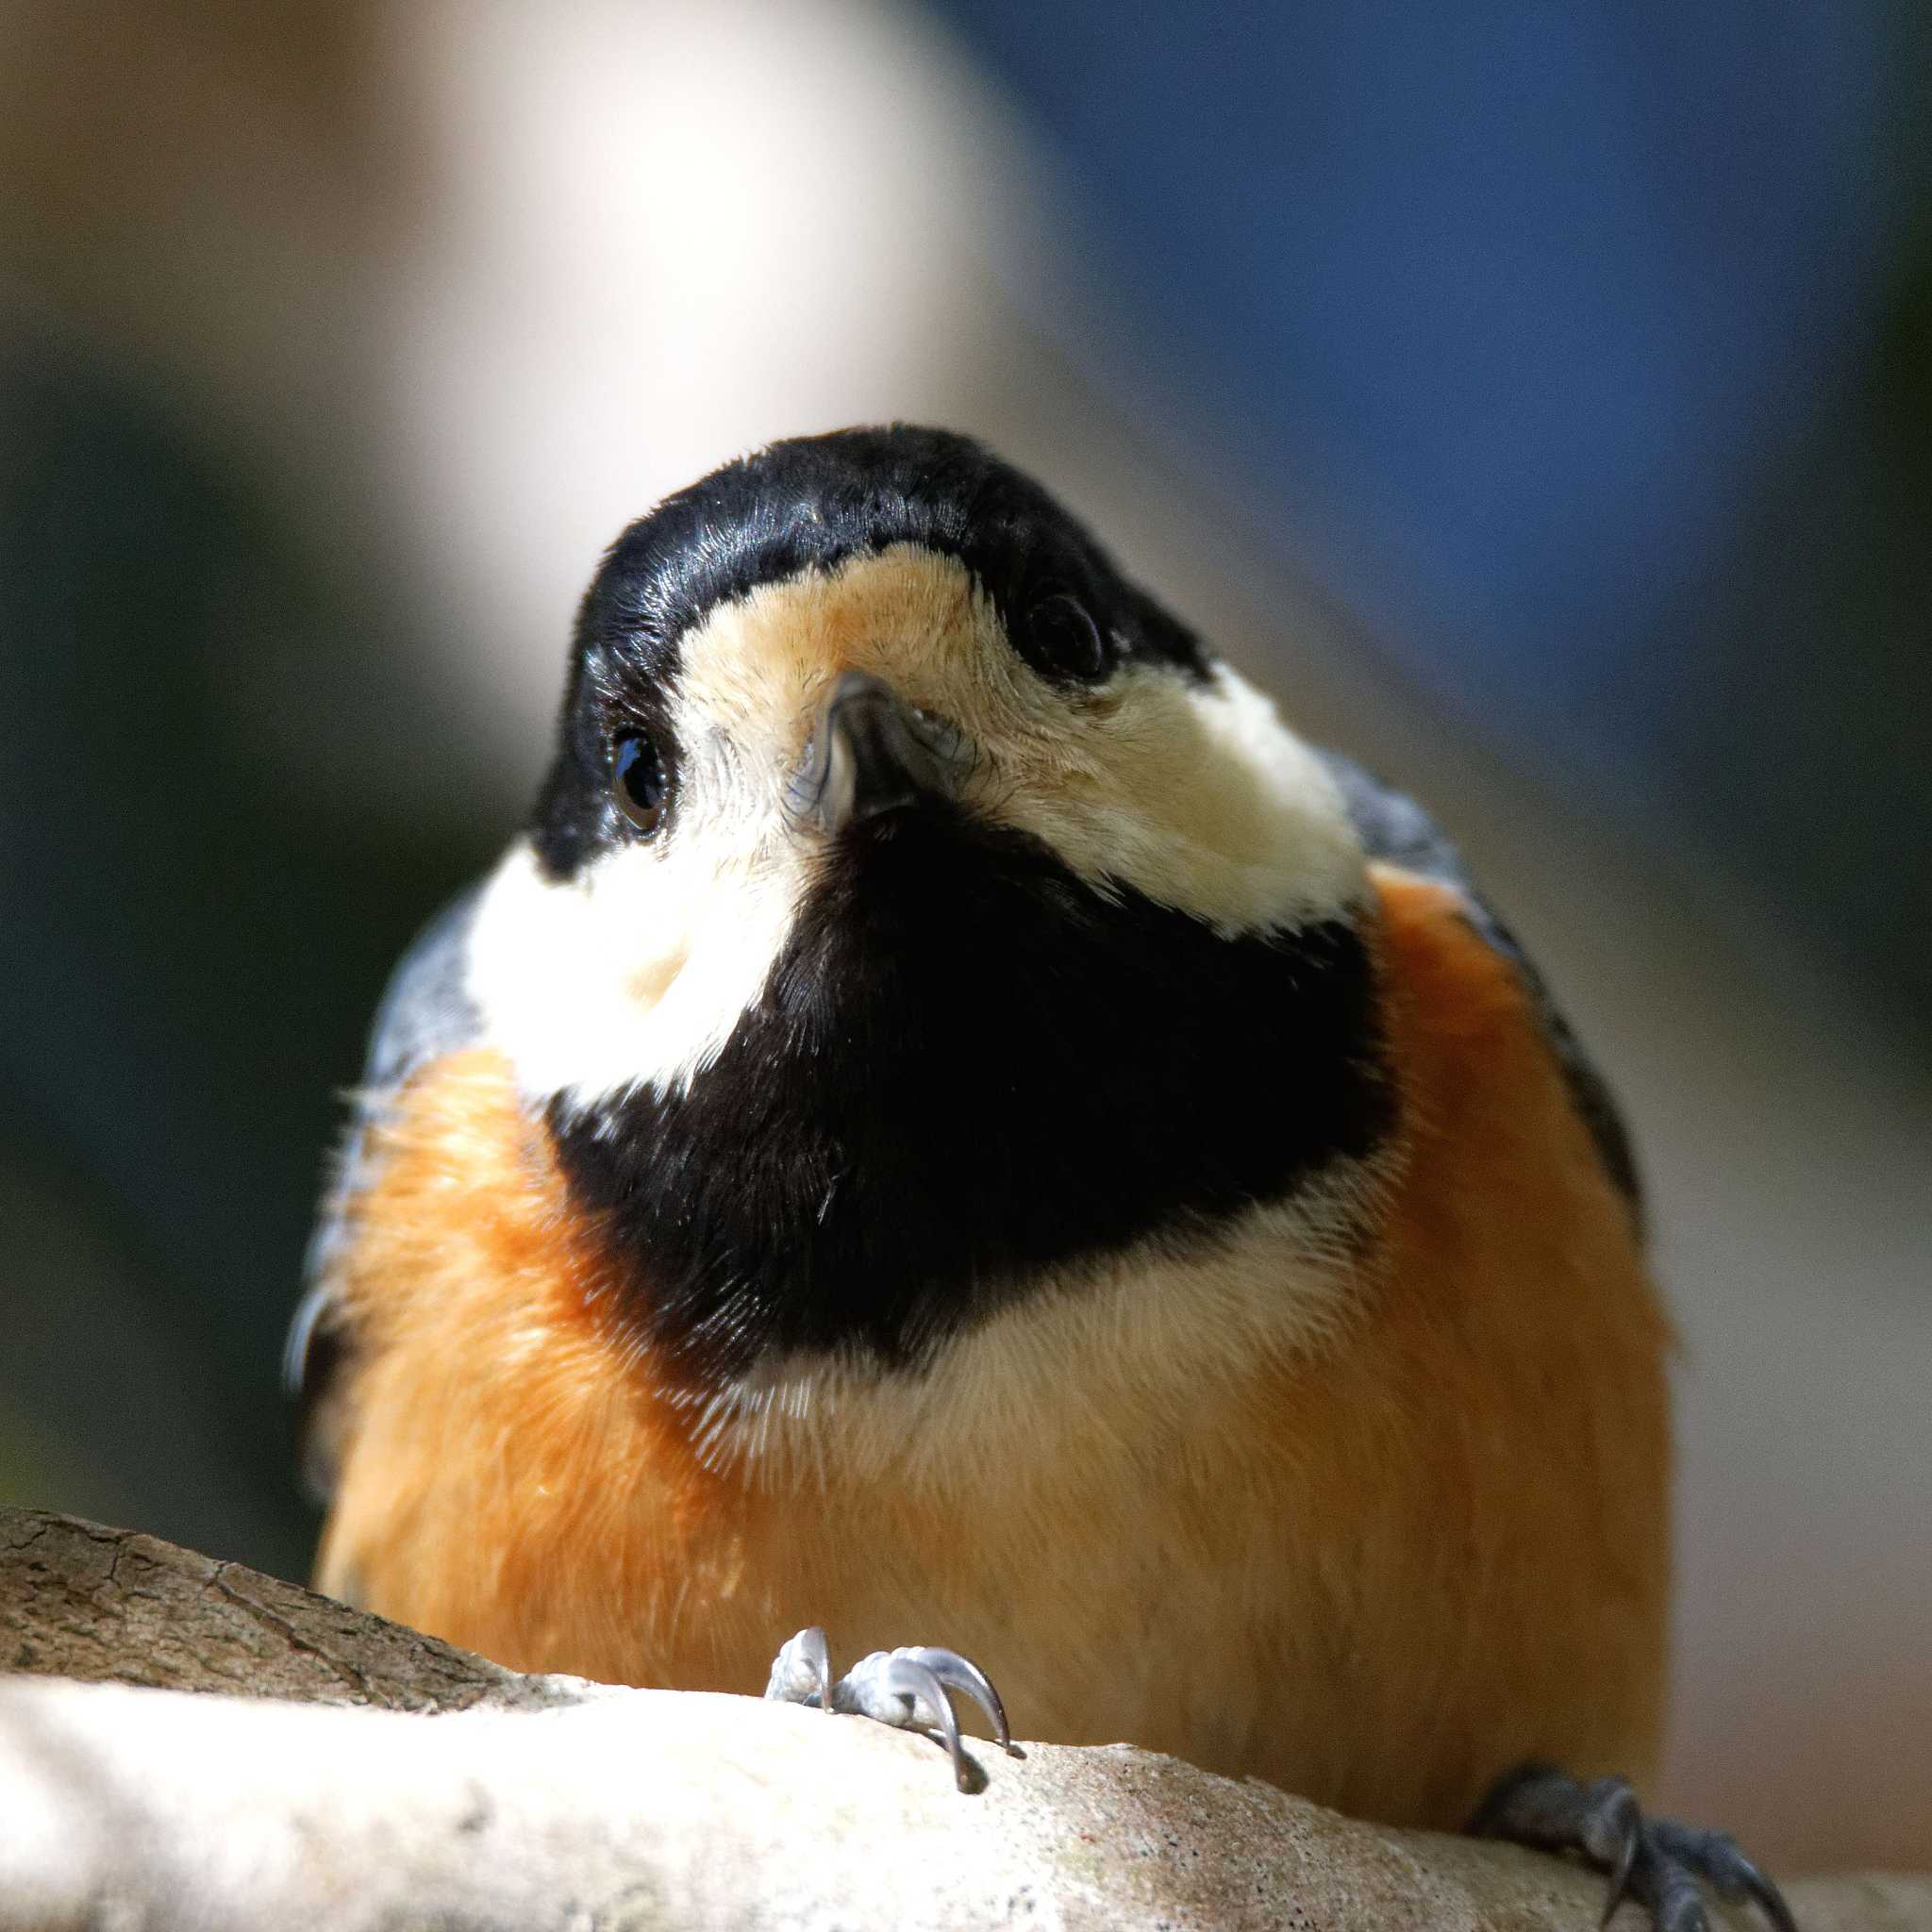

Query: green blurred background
left=2, top=0, right=1926, bottom=1870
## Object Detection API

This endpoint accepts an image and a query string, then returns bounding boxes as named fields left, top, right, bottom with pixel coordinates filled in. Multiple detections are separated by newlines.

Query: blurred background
left=2, top=0, right=1927, bottom=1872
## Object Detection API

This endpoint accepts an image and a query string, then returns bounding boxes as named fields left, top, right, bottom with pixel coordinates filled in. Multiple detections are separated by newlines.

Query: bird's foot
left=1469, top=1763, right=1796, bottom=1931
left=764, top=1625, right=1014, bottom=1791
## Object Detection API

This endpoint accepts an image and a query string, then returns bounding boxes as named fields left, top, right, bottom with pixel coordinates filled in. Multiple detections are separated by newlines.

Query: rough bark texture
left=2, top=1507, right=1925, bottom=1932
left=0, top=1507, right=582, bottom=1712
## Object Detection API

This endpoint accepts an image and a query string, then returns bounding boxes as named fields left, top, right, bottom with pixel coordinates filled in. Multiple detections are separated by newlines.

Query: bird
left=291, top=425, right=1791, bottom=1930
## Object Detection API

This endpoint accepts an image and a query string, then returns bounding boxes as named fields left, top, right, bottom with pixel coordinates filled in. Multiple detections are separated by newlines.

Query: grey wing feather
left=287, top=883, right=487, bottom=1493
left=1316, top=748, right=1643, bottom=1217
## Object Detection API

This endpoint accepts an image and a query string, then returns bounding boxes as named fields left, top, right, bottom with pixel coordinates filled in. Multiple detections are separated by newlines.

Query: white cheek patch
left=465, top=591, right=857, bottom=1114
left=467, top=826, right=811, bottom=1117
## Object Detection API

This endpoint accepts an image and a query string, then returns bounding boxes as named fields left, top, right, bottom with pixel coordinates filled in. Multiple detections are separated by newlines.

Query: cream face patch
left=469, top=545, right=1367, bottom=1110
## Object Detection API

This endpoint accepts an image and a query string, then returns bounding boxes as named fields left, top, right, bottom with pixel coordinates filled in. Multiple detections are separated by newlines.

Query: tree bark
left=2, top=1508, right=1924, bottom=1932
left=0, top=1507, right=578, bottom=1711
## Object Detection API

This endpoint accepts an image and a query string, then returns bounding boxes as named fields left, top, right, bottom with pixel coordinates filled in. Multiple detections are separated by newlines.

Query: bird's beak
left=788, top=669, right=970, bottom=835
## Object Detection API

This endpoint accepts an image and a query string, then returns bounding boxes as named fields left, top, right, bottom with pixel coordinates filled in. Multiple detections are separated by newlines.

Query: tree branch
left=1, top=1507, right=578, bottom=1711
left=1, top=1509, right=1924, bottom=1931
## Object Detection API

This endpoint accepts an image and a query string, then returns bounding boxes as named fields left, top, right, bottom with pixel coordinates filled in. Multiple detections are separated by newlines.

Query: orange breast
left=317, top=869, right=1671, bottom=1829
left=314, top=1049, right=747, bottom=1681
left=1231, top=866, right=1673, bottom=1823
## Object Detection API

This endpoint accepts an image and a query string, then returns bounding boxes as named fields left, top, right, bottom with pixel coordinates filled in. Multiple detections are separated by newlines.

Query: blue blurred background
left=2, top=0, right=1926, bottom=1868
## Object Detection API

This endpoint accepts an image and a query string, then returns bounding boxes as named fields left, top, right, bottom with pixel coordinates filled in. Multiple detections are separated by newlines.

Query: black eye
left=611, top=730, right=669, bottom=836
left=1021, top=590, right=1112, bottom=684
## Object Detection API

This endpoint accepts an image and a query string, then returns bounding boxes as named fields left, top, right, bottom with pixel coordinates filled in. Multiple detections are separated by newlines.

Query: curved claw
left=1473, top=1764, right=1796, bottom=1932
left=1600, top=1833, right=1637, bottom=1928
left=1592, top=1783, right=1642, bottom=1927
left=879, top=1656, right=971, bottom=1790
left=906, top=1645, right=1012, bottom=1752
left=764, top=1625, right=833, bottom=1711
left=1735, top=1857, right=1798, bottom=1932
left=768, top=1632, right=1013, bottom=1794
left=1651, top=1824, right=1797, bottom=1932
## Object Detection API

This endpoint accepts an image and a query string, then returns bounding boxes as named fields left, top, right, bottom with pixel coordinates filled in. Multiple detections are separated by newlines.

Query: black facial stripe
left=531, top=425, right=1210, bottom=881
left=547, top=806, right=1391, bottom=1382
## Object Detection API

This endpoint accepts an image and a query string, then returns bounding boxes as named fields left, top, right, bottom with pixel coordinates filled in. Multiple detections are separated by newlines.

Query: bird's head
left=467, top=427, right=1391, bottom=1382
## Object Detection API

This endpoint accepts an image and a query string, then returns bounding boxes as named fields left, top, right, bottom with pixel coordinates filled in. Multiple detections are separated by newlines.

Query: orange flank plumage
left=316, top=865, right=1670, bottom=1831
left=314, top=1048, right=742, bottom=1677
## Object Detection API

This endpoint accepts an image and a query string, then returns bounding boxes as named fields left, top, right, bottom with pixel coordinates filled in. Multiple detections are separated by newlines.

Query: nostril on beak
left=791, top=671, right=965, bottom=835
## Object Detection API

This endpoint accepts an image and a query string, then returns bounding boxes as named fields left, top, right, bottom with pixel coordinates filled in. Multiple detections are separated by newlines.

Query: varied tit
left=291, top=426, right=1791, bottom=1930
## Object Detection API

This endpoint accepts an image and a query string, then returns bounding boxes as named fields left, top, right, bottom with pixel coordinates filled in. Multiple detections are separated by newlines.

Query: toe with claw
left=764, top=1626, right=1014, bottom=1791
left=1469, top=1763, right=1797, bottom=1932
left=764, top=1625, right=833, bottom=1712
